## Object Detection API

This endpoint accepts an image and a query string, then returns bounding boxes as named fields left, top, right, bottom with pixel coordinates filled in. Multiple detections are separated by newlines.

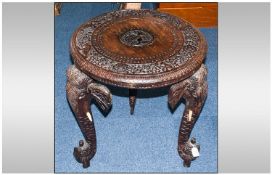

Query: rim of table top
left=70, top=9, right=207, bottom=89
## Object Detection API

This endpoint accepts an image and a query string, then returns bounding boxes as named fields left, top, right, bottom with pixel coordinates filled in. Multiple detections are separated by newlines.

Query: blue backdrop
left=55, top=3, right=218, bottom=173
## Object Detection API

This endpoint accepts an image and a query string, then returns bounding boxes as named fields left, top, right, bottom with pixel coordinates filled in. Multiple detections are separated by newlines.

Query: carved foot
left=129, top=89, right=137, bottom=114
left=179, top=138, right=200, bottom=167
left=74, top=140, right=93, bottom=168
left=168, top=64, right=207, bottom=167
left=66, top=65, right=112, bottom=168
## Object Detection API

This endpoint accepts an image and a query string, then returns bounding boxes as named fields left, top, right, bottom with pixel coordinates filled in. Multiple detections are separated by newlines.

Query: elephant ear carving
left=168, top=81, right=187, bottom=110
left=87, top=83, right=112, bottom=112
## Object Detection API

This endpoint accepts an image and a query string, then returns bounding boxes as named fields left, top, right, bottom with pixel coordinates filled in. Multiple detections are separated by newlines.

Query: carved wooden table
left=66, top=9, right=208, bottom=168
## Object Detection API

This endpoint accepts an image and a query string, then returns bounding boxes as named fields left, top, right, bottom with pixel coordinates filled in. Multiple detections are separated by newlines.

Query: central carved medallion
left=120, top=29, right=154, bottom=47
left=75, top=10, right=201, bottom=75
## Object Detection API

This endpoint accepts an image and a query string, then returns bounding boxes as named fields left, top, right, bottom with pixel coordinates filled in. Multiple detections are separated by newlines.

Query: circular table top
left=70, top=9, right=207, bottom=89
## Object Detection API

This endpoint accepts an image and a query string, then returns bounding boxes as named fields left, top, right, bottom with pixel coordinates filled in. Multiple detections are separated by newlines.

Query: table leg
left=129, top=89, right=137, bottom=114
left=168, top=64, right=208, bottom=167
left=54, top=3, right=62, bottom=16
left=66, top=65, right=112, bottom=168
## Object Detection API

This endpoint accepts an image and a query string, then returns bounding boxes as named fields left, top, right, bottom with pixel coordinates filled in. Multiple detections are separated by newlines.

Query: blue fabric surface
left=55, top=3, right=218, bottom=173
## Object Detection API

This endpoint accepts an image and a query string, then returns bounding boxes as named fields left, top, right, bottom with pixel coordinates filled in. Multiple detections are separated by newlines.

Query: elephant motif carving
left=168, top=64, right=207, bottom=167
left=66, top=65, right=112, bottom=168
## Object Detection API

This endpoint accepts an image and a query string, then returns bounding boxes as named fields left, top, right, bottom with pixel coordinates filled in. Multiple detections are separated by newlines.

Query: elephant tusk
left=188, top=110, right=193, bottom=122
left=86, top=112, right=92, bottom=122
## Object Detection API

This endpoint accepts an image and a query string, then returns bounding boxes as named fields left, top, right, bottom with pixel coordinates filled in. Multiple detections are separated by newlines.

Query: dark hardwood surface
left=70, top=9, right=207, bottom=89
left=67, top=9, right=208, bottom=168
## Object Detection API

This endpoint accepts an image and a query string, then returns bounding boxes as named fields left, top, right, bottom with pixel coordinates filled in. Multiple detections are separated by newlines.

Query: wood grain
left=158, top=3, right=218, bottom=27
left=70, top=10, right=207, bottom=89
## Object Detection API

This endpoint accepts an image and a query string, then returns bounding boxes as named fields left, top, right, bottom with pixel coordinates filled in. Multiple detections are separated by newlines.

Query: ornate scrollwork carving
left=68, top=9, right=208, bottom=169
left=74, top=10, right=202, bottom=75
left=66, top=65, right=112, bottom=168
